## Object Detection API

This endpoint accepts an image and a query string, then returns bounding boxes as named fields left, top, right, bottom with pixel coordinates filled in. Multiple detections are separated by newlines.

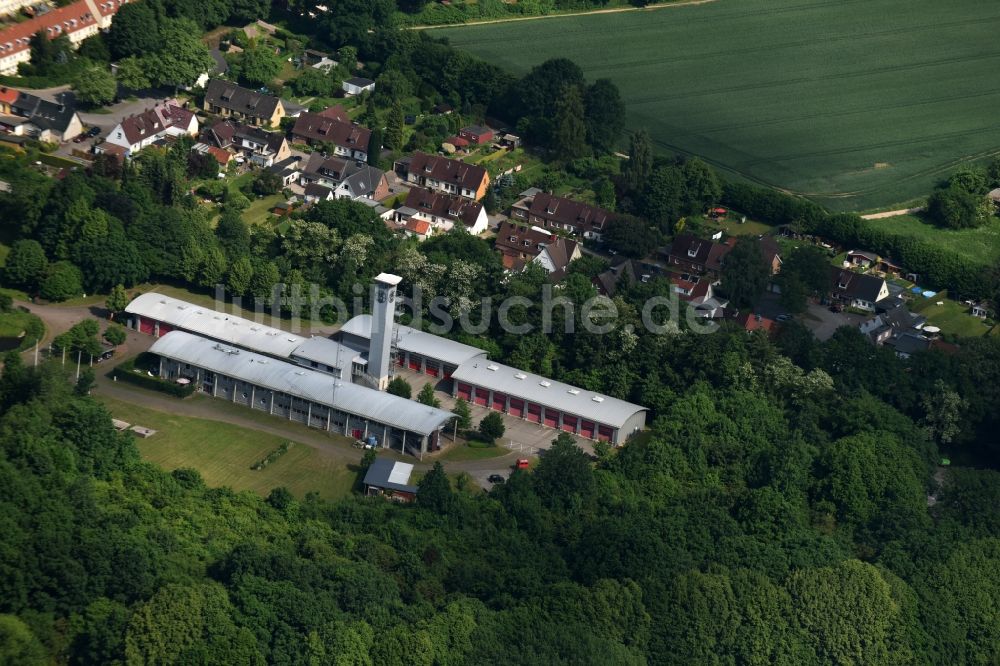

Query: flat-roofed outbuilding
left=150, top=331, right=453, bottom=456
left=450, top=360, right=646, bottom=445
left=363, top=458, right=418, bottom=502
left=337, top=314, right=488, bottom=380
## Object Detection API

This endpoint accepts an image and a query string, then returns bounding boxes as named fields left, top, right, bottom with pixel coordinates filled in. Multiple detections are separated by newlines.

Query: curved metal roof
left=339, top=314, right=488, bottom=367
left=451, top=360, right=646, bottom=430
left=150, top=331, right=454, bottom=436
left=126, top=292, right=306, bottom=358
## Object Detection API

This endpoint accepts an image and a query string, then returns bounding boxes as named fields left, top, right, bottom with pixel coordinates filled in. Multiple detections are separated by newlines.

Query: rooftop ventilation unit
left=514, top=373, right=527, bottom=380
left=567, top=389, right=580, bottom=395
left=592, top=396, right=605, bottom=403
left=487, top=364, right=499, bottom=371
left=539, top=381, right=551, bottom=387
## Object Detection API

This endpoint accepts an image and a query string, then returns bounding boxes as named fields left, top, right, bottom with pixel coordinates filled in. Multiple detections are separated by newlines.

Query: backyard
left=99, top=396, right=358, bottom=499
left=910, top=290, right=994, bottom=339
left=437, top=0, right=1000, bottom=212
left=866, top=214, right=1000, bottom=266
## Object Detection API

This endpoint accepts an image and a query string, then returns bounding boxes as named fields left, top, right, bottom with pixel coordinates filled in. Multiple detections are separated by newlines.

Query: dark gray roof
left=889, top=333, right=931, bottom=356
left=345, top=77, right=375, bottom=87
left=11, top=92, right=77, bottom=132
left=831, top=268, right=887, bottom=303
left=204, top=79, right=281, bottom=120
left=363, top=458, right=418, bottom=494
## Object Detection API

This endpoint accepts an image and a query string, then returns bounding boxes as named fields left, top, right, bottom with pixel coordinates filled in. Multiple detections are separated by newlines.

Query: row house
left=290, top=107, right=370, bottom=162
left=398, top=151, right=490, bottom=201
left=100, top=101, right=197, bottom=156
left=0, top=0, right=127, bottom=75
left=511, top=190, right=612, bottom=241
left=200, top=120, right=290, bottom=167
left=300, top=152, right=389, bottom=202
left=203, top=78, right=284, bottom=128
left=495, top=220, right=581, bottom=282
left=390, top=186, right=488, bottom=237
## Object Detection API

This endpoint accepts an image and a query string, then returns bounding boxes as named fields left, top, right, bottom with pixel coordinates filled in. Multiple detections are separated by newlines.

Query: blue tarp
left=922, top=290, right=937, bottom=298
left=911, top=287, right=923, bottom=293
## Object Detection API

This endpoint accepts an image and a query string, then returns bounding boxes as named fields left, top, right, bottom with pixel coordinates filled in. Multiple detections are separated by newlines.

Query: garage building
left=126, top=292, right=357, bottom=378
left=450, top=360, right=646, bottom=445
left=150, top=331, right=454, bottom=457
left=338, top=313, right=488, bottom=380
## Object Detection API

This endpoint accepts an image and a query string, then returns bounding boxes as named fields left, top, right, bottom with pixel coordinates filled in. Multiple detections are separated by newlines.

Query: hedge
left=111, top=355, right=195, bottom=398
left=721, top=182, right=991, bottom=300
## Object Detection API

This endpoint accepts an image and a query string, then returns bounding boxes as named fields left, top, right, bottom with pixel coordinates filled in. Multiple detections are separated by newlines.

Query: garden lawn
left=438, top=0, right=1000, bottom=212
left=98, top=396, right=357, bottom=499
left=911, top=291, right=993, bottom=339
left=0, top=310, right=41, bottom=339
left=243, top=193, right=285, bottom=226
left=866, top=214, right=1000, bottom=265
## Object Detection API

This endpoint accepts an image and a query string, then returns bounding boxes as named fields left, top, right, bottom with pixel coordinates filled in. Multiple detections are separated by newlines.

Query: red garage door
left=597, top=425, right=614, bottom=442
left=396, top=356, right=404, bottom=367
left=580, top=420, right=596, bottom=439
left=444, top=366, right=454, bottom=379
left=157, top=323, right=173, bottom=337
left=408, top=355, right=421, bottom=371
left=526, top=403, right=541, bottom=423
left=561, top=415, right=578, bottom=433
left=492, top=392, right=506, bottom=411
left=352, top=429, right=363, bottom=440
left=456, top=382, right=472, bottom=401
left=473, top=387, right=488, bottom=406
left=508, top=398, right=525, bottom=417
left=543, top=409, right=559, bottom=428
left=138, top=317, right=154, bottom=335
left=425, top=361, right=440, bottom=377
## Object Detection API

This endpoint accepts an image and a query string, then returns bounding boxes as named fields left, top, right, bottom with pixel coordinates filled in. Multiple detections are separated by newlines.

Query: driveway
left=802, top=302, right=867, bottom=341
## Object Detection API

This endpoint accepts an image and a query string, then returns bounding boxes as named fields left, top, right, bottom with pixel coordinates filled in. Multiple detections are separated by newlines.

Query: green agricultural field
left=437, top=0, right=1000, bottom=211
left=866, top=214, right=1000, bottom=265
left=99, top=397, right=357, bottom=499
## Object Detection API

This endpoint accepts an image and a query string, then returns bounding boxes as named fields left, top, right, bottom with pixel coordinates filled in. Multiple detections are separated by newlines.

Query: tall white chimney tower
left=369, top=272, right=402, bottom=390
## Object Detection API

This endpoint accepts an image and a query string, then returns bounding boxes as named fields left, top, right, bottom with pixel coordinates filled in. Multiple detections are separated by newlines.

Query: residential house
left=594, top=260, right=637, bottom=297
left=759, top=235, right=782, bottom=275
left=829, top=268, right=890, bottom=312
left=670, top=273, right=715, bottom=306
left=190, top=142, right=233, bottom=169
left=458, top=124, right=493, bottom=145
left=267, top=156, right=301, bottom=188
left=400, top=152, right=490, bottom=201
left=290, top=108, right=369, bottom=161
left=0, top=0, right=128, bottom=75
left=201, top=120, right=289, bottom=167
left=342, top=77, right=375, bottom=96
left=386, top=216, right=433, bottom=242
left=731, top=311, right=776, bottom=334
left=0, top=86, right=18, bottom=114
left=101, top=101, right=198, bottom=156
left=394, top=187, right=488, bottom=235
left=299, top=152, right=389, bottom=202
left=666, top=233, right=735, bottom=277
left=303, top=182, right=336, bottom=204
left=6, top=91, right=82, bottom=142
left=203, top=79, right=284, bottom=128
left=495, top=220, right=581, bottom=282
left=845, top=249, right=903, bottom=276
left=886, top=332, right=931, bottom=359
left=859, top=304, right=926, bottom=345
left=511, top=191, right=612, bottom=241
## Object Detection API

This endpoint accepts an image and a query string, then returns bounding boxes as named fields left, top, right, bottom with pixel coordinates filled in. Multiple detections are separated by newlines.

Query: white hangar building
left=151, top=331, right=453, bottom=455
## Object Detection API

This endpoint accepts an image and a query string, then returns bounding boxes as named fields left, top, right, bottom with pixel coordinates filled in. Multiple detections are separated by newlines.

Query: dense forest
left=4, top=0, right=1000, bottom=662
left=3, top=309, right=1000, bottom=663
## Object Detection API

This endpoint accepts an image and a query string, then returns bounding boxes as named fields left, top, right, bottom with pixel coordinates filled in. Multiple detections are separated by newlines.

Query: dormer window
left=509, top=236, right=517, bottom=242
left=687, top=249, right=698, bottom=258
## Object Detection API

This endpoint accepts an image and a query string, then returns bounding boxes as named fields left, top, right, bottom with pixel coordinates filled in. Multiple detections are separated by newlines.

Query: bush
left=111, top=354, right=195, bottom=398
left=251, top=442, right=291, bottom=470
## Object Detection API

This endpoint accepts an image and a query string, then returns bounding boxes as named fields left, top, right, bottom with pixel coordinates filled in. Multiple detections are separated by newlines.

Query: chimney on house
left=369, top=272, right=402, bottom=391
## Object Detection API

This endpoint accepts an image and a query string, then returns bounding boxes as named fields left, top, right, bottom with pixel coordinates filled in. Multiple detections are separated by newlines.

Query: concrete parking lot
left=801, top=302, right=866, bottom=341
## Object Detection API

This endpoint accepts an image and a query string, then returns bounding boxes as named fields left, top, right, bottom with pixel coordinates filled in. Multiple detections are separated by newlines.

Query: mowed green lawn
left=437, top=0, right=1000, bottom=211
left=867, top=214, right=1000, bottom=265
left=99, top=396, right=358, bottom=500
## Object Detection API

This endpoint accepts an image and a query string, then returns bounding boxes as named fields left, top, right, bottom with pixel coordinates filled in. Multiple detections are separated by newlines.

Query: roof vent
left=295, top=371, right=305, bottom=375
left=539, top=381, right=551, bottom=387
left=250, top=326, right=260, bottom=331
left=287, top=337, right=297, bottom=342
left=567, top=389, right=580, bottom=395
left=487, top=364, right=499, bottom=371
left=514, top=373, right=527, bottom=380
left=592, top=396, right=605, bottom=403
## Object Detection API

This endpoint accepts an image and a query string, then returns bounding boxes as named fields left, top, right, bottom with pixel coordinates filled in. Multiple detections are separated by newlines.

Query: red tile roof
left=0, top=0, right=126, bottom=59
left=118, top=103, right=194, bottom=145
left=407, top=151, right=488, bottom=193
left=0, top=86, right=19, bottom=106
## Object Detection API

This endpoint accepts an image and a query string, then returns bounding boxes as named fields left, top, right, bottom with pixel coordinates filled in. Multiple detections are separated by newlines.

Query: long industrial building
left=151, top=331, right=454, bottom=456
left=129, top=273, right=647, bottom=448
left=125, top=292, right=363, bottom=379
left=450, top=361, right=645, bottom=444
